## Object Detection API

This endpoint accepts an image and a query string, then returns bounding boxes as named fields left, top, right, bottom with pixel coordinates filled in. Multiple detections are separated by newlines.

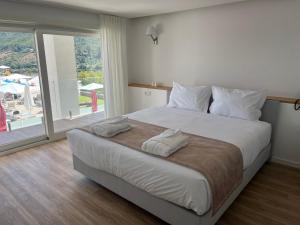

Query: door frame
left=34, top=29, right=101, bottom=141
left=0, top=24, right=101, bottom=153
left=0, top=26, right=49, bottom=152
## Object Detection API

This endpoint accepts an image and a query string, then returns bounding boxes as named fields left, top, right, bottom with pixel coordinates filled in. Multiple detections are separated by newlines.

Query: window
left=0, top=31, right=46, bottom=149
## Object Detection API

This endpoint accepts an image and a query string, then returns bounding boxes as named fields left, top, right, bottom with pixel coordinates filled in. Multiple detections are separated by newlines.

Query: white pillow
left=168, top=82, right=211, bottom=112
left=209, top=86, right=267, bottom=121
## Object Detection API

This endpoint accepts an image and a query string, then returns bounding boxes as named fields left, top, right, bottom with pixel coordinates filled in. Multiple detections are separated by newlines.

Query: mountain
left=0, top=32, right=37, bottom=75
left=74, top=36, right=102, bottom=71
left=0, top=32, right=102, bottom=75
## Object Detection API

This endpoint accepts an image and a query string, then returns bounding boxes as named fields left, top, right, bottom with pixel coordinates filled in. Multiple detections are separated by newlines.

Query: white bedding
left=67, top=106, right=271, bottom=216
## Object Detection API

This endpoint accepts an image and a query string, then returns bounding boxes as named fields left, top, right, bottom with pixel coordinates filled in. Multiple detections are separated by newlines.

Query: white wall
left=52, top=35, right=80, bottom=119
left=0, top=0, right=100, bottom=30
left=272, top=103, right=300, bottom=168
left=43, top=35, right=61, bottom=119
left=127, top=0, right=300, bottom=98
left=127, top=0, right=300, bottom=167
left=44, top=35, right=79, bottom=120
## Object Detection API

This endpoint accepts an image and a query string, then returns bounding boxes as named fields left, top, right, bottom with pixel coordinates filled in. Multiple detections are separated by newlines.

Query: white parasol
left=0, top=65, right=10, bottom=69
left=4, top=73, right=31, bottom=81
left=0, top=83, right=25, bottom=94
left=80, top=83, right=103, bottom=91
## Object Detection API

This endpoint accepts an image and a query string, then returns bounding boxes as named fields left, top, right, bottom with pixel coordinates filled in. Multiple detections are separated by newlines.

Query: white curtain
left=100, top=15, right=128, bottom=118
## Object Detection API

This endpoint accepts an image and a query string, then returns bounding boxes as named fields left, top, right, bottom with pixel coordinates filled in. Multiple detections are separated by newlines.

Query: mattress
left=67, top=106, right=271, bottom=216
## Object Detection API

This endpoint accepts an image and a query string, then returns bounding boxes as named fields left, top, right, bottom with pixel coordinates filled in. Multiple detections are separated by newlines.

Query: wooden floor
left=0, top=140, right=299, bottom=225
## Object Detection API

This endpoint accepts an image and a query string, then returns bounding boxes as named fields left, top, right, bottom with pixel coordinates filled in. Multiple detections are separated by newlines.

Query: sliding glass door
left=0, top=27, right=103, bottom=152
left=36, top=31, right=104, bottom=138
left=0, top=30, right=47, bottom=151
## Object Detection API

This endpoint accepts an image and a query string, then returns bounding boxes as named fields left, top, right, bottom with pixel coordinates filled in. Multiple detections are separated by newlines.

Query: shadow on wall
left=271, top=102, right=300, bottom=168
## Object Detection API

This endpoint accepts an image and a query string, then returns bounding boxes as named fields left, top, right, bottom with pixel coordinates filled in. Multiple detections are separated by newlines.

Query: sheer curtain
left=100, top=15, right=128, bottom=118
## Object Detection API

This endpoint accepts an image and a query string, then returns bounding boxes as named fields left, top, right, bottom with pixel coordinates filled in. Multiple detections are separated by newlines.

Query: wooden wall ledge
left=128, top=83, right=298, bottom=104
left=266, top=96, right=297, bottom=104
left=129, top=83, right=172, bottom=91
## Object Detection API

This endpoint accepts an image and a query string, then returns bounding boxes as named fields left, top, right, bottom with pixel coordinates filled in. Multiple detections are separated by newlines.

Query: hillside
left=0, top=32, right=37, bottom=74
left=0, top=32, right=102, bottom=75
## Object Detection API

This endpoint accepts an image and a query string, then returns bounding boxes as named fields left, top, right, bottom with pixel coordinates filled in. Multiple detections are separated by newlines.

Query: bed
left=67, top=100, right=279, bottom=225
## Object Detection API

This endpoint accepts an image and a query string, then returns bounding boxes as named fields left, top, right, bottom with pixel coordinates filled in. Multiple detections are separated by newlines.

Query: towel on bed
left=91, top=116, right=131, bottom=137
left=141, top=129, right=189, bottom=157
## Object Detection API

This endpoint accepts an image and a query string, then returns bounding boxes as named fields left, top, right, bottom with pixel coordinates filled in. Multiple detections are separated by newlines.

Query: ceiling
left=9, top=0, right=248, bottom=18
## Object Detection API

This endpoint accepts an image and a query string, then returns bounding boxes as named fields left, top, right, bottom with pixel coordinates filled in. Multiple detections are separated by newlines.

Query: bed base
left=73, top=144, right=271, bottom=225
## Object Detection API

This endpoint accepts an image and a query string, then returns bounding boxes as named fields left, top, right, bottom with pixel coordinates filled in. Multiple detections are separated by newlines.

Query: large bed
left=67, top=100, right=279, bottom=225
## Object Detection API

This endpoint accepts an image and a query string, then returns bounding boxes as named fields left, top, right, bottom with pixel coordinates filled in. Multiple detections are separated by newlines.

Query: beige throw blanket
left=80, top=119, right=243, bottom=215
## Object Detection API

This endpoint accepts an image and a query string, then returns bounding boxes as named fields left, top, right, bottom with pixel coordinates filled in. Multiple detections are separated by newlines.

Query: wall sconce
left=146, top=25, right=158, bottom=45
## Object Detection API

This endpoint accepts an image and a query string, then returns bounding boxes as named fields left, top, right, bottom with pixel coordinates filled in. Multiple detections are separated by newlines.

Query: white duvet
left=67, top=106, right=271, bottom=215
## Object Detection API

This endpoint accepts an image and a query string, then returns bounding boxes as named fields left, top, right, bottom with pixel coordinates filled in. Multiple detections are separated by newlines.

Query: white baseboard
left=271, top=156, right=300, bottom=169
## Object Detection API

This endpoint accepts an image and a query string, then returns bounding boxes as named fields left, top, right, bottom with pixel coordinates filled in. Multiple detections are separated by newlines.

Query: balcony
left=0, top=32, right=103, bottom=151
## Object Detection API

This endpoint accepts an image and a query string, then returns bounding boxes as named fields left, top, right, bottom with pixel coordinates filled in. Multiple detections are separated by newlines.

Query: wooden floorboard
left=0, top=140, right=299, bottom=225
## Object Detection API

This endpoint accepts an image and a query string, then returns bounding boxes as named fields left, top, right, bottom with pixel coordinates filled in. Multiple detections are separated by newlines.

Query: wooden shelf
left=128, top=83, right=299, bottom=104
left=266, top=96, right=298, bottom=104
left=129, top=83, right=172, bottom=91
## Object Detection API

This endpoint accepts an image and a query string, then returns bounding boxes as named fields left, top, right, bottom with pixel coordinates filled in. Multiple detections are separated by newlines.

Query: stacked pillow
left=209, top=86, right=266, bottom=121
left=168, top=82, right=266, bottom=121
left=168, top=82, right=211, bottom=113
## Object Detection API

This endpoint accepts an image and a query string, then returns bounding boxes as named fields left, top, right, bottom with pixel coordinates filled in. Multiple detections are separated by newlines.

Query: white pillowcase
left=209, top=86, right=267, bottom=121
left=168, top=82, right=211, bottom=112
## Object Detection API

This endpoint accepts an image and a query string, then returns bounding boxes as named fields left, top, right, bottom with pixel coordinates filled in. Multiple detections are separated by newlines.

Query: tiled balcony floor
left=0, top=111, right=104, bottom=150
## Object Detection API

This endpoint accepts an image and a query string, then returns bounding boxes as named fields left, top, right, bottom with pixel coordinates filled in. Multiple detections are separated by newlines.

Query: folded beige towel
left=141, top=129, right=189, bottom=157
left=91, top=116, right=131, bottom=137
